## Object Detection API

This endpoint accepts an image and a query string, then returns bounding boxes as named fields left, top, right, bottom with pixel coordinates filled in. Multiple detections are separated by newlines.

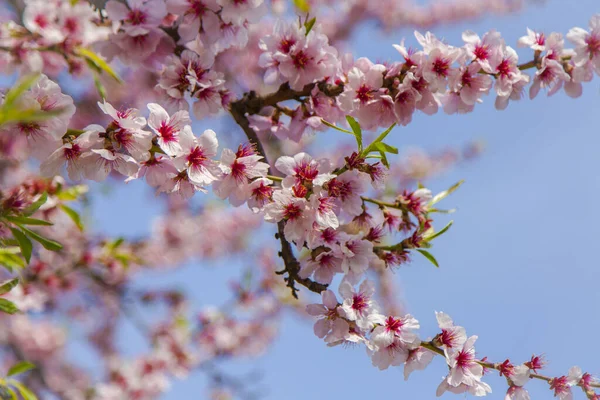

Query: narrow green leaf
left=60, top=205, right=84, bottom=231
left=9, top=381, right=37, bottom=400
left=304, top=17, right=316, bottom=35
left=92, top=73, right=107, bottom=99
left=424, top=220, right=454, bottom=242
left=7, top=362, right=35, bottom=377
left=373, top=141, right=398, bottom=155
left=320, top=119, right=354, bottom=135
left=429, top=180, right=464, bottom=206
left=428, top=208, right=457, bottom=214
left=76, top=47, right=122, bottom=83
left=2, top=74, right=39, bottom=110
left=16, top=226, right=62, bottom=252
left=0, top=279, right=19, bottom=296
left=0, top=252, right=26, bottom=272
left=416, top=249, right=439, bottom=268
left=56, top=185, right=88, bottom=201
left=6, top=216, right=52, bottom=226
left=0, top=299, right=19, bottom=314
left=23, top=193, right=47, bottom=216
left=9, top=228, right=32, bottom=264
left=345, top=115, right=363, bottom=151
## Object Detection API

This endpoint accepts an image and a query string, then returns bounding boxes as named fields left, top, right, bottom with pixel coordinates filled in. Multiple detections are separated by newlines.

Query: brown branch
left=229, top=90, right=331, bottom=298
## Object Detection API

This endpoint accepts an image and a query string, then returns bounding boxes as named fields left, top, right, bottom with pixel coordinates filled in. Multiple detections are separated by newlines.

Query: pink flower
left=131, top=155, right=179, bottom=187
left=404, top=347, right=434, bottom=380
left=306, top=290, right=340, bottom=339
left=462, top=29, right=503, bottom=73
left=489, top=44, right=530, bottom=108
left=299, top=251, right=343, bottom=285
left=338, top=279, right=382, bottom=330
left=275, top=152, right=334, bottom=188
left=416, top=31, right=462, bottom=92
left=339, top=234, right=376, bottom=277
left=444, top=335, right=484, bottom=387
left=40, top=128, right=103, bottom=179
left=529, top=58, right=570, bottom=99
left=247, top=177, right=274, bottom=212
left=370, top=314, right=420, bottom=349
left=106, top=0, right=167, bottom=36
left=191, top=70, right=226, bottom=119
left=435, top=311, right=467, bottom=351
left=309, top=191, right=339, bottom=230
left=147, top=103, right=190, bottom=156
left=447, top=62, right=492, bottom=107
left=213, top=144, right=269, bottom=206
left=217, top=0, right=265, bottom=26
left=567, top=15, right=600, bottom=74
left=258, top=20, right=306, bottom=85
left=274, top=24, right=339, bottom=90
left=80, top=149, right=139, bottom=181
left=174, top=127, right=221, bottom=186
left=4, top=75, right=76, bottom=158
left=263, top=188, right=309, bottom=244
left=99, top=101, right=153, bottom=162
left=339, top=58, right=386, bottom=115
left=166, top=0, right=219, bottom=42
left=518, top=28, right=547, bottom=51
left=326, top=170, right=371, bottom=217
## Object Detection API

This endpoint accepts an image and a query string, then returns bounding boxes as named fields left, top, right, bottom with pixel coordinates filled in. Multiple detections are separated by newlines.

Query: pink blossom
left=370, top=314, right=420, bottom=349
left=80, top=149, right=139, bottom=181
left=40, top=129, right=103, bottom=180
left=306, top=290, right=340, bottom=339
left=326, top=170, right=371, bottom=217
left=518, top=28, right=547, bottom=51
left=567, top=15, right=600, bottom=74
left=247, top=177, right=274, bottom=212
left=404, top=347, right=435, bottom=380
left=435, top=311, right=467, bottom=351
left=147, top=103, right=191, bottom=156
left=258, top=19, right=305, bottom=85
left=529, top=58, right=570, bottom=99
left=263, top=188, right=309, bottom=244
left=105, top=0, right=167, bottom=36
left=339, top=234, right=376, bottom=277
left=273, top=24, right=339, bottom=90
left=131, top=155, right=179, bottom=187
left=98, top=101, right=153, bottom=162
left=174, top=127, right=221, bottom=186
left=275, top=152, right=334, bottom=188
left=213, top=144, right=269, bottom=206
left=166, top=0, right=220, bottom=42
left=217, top=0, right=266, bottom=26
left=309, top=191, right=339, bottom=230
left=462, top=29, right=503, bottom=73
left=299, top=251, right=343, bottom=285
left=338, top=279, right=382, bottom=330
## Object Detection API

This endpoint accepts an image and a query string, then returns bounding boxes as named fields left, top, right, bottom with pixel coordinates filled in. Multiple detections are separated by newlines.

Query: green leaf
left=320, top=119, right=354, bottom=135
left=5, top=216, right=52, bottom=226
left=9, top=228, right=32, bottom=264
left=345, top=116, right=363, bottom=151
left=22, top=193, right=47, bottom=216
left=429, top=180, right=464, bottom=206
left=0, top=299, right=19, bottom=314
left=428, top=208, right=456, bottom=214
left=56, top=185, right=88, bottom=202
left=92, top=72, right=107, bottom=99
left=416, top=249, right=439, bottom=268
left=304, top=17, right=316, bottom=35
left=0, top=250, right=26, bottom=272
left=374, top=141, right=398, bottom=154
left=76, top=47, right=122, bottom=83
left=60, top=205, right=84, bottom=231
left=424, top=220, right=453, bottom=242
left=2, top=74, right=39, bottom=110
left=293, top=0, right=310, bottom=12
left=16, top=225, right=62, bottom=252
left=9, top=381, right=37, bottom=400
left=0, top=279, right=19, bottom=296
left=361, top=122, right=397, bottom=157
left=7, top=362, right=35, bottom=377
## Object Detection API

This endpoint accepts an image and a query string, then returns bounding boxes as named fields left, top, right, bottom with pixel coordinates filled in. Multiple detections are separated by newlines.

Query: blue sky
left=86, top=1, right=600, bottom=398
